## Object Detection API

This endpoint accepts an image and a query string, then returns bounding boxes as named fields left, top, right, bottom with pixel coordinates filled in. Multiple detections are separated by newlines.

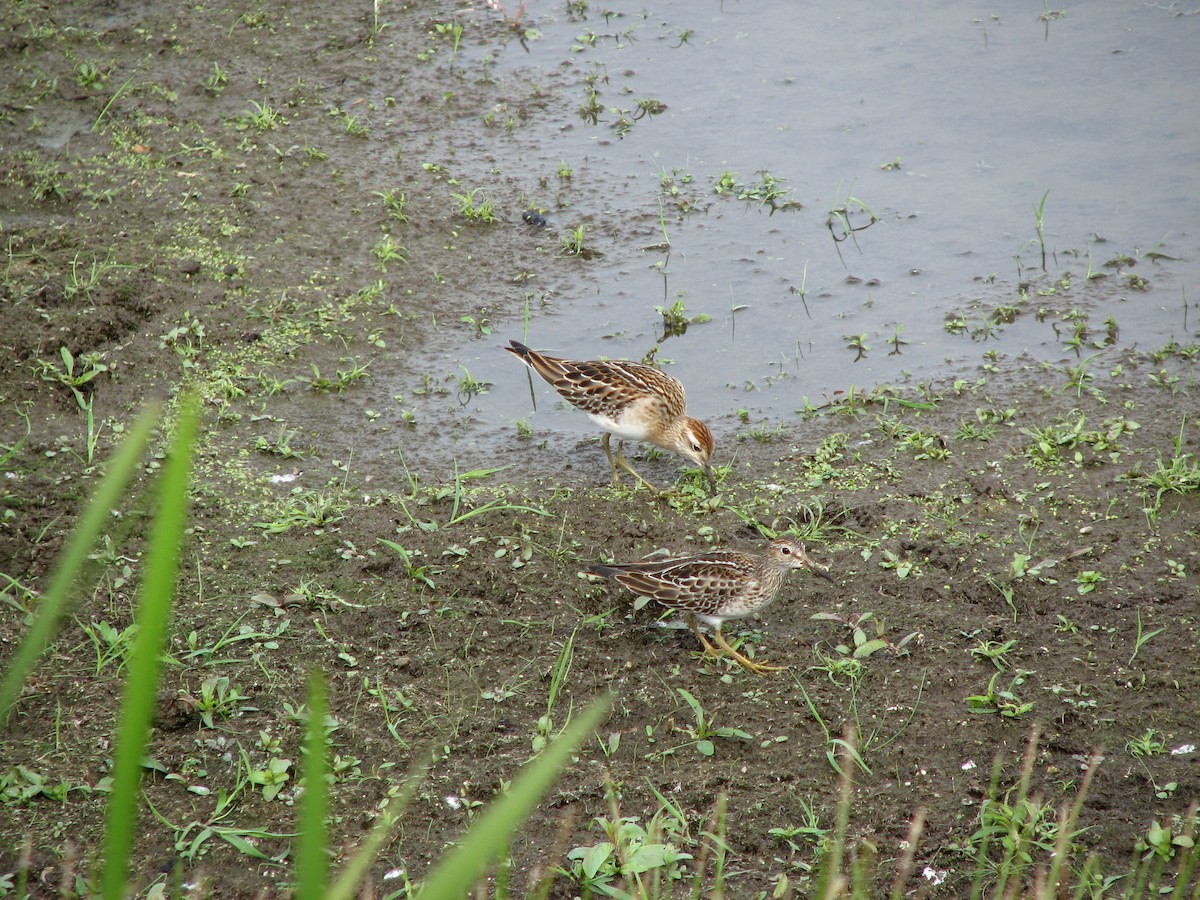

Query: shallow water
left=388, top=0, right=1200, bottom=468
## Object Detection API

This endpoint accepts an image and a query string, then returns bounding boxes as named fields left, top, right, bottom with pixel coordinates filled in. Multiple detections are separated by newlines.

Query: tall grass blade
left=414, top=695, right=611, bottom=899
left=100, top=397, right=199, bottom=899
left=0, top=404, right=160, bottom=726
left=324, top=747, right=440, bottom=900
left=296, top=672, right=329, bottom=900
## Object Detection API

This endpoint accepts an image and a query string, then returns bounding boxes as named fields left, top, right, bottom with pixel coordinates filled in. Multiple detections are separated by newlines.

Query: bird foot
left=710, top=629, right=786, bottom=676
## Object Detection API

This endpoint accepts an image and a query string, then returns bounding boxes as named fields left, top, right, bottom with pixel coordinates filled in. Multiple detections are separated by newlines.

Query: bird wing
left=604, top=552, right=754, bottom=610
left=510, top=344, right=685, bottom=418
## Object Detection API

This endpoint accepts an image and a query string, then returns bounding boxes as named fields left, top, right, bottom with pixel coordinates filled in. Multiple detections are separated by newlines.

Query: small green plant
left=562, top=813, right=693, bottom=895
left=372, top=232, right=408, bottom=270
left=460, top=311, right=491, bottom=337
left=187, top=676, right=253, bottom=728
left=454, top=366, right=490, bottom=400
left=966, top=671, right=1035, bottom=718
left=1129, top=607, right=1165, bottom=665
left=559, top=224, right=589, bottom=256
left=76, top=619, right=138, bottom=675
left=254, top=489, right=348, bottom=533
left=1032, top=190, right=1050, bottom=271
left=844, top=333, right=870, bottom=361
left=255, top=427, right=304, bottom=459
left=877, top=549, right=916, bottom=579
left=378, top=540, right=438, bottom=589
left=672, top=688, right=752, bottom=757
left=1125, top=728, right=1167, bottom=759
left=452, top=187, right=499, bottom=223
left=301, top=359, right=370, bottom=393
left=375, top=188, right=409, bottom=222
left=34, top=346, right=109, bottom=408
left=433, top=20, right=465, bottom=58
left=1135, top=817, right=1197, bottom=866
left=159, top=313, right=206, bottom=362
left=203, top=62, right=227, bottom=94
left=64, top=249, right=120, bottom=299
left=826, top=187, right=880, bottom=254
left=247, top=753, right=292, bottom=802
left=726, top=169, right=798, bottom=214
left=769, top=798, right=829, bottom=867
left=970, top=639, right=1018, bottom=671
left=654, top=297, right=710, bottom=337
left=76, top=61, right=106, bottom=87
left=240, top=100, right=286, bottom=130
left=531, top=629, right=576, bottom=753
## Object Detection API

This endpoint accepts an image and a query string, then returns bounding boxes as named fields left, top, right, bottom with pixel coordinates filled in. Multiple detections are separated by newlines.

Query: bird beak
left=704, top=464, right=717, bottom=494
left=811, top=562, right=835, bottom=583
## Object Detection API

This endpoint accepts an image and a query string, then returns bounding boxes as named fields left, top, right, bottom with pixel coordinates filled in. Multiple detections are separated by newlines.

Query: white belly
left=587, top=411, right=651, bottom=442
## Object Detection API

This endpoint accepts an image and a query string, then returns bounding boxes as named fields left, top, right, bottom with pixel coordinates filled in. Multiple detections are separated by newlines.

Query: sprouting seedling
left=1033, top=190, right=1050, bottom=272
left=969, top=639, right=1018, bottom=671
left=1038, top=1, right=1066, bottom=40
left=241, top=100, right=285, bottom=131
left=370, top=0, right=389, bottom=39
left=532, top=628, right=576, bottom=753
left=372, top=232, right=407, bottom=271
left=35, top=346, right=109, bottom=408
left=204, top=62, right=227, bottom=94
left=433, top=20, right=465, bottom=59
left=825, top=184, right=879, bottom=265
left=675, top=688, right=751, bottom=757
left=560, top=224, right=588, bottom=256
left=1129, top=607, right=1165, bottom=665
left=374, top=188, right=408, bottom=223
left=451, top=188, right=498, bottom=223
left=844, top=334, right=870, bottom=361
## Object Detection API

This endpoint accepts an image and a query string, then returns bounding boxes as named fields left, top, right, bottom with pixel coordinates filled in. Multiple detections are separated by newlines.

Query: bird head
left=675, top=417, right=716, bottom=492
left=768, top=538, right=835, bottom=581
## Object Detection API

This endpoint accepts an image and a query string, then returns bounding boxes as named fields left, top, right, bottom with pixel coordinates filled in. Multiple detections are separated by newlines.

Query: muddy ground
left=2, top=2, right=1199, bottom=897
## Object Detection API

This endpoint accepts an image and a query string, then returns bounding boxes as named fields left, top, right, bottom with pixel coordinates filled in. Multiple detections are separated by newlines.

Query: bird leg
left=612, top=439, right=671, bottom=496
left=686, top=614, right=722, bottom=658
left=601, top=433, right=623, bottom=485
left=709, top=627, right=786, bottom=676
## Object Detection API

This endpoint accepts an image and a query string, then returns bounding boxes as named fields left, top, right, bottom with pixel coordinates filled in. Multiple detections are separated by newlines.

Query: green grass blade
left=100, top=398, right=199, bottom=899
left=414, top=694, right=611, bottom=899
left=0, top=404, right=160, bottom=726
left=326, top=750, right=436, bottom=900
left=296, top=673, right=329, bottom=900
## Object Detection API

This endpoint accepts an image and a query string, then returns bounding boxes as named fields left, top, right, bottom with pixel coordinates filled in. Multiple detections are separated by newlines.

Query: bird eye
left=780, top=544, right=792, bottom=555
left=691, top=443, right=702, bottom=453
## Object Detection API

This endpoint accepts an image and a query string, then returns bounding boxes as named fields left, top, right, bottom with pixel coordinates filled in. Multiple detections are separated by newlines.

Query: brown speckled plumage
left=587, top=537, right=834, bottom=674
left=506, top=339, right=715, bottom=493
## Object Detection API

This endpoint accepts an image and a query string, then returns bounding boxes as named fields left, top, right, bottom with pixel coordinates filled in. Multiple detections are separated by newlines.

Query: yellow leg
left=612, top=441, right=670, bottom=496
left=709, top=627, right=786, bottom=676
left=601, top=433, right=623, bottom=485
left=686, top=614, right=721, bottom=658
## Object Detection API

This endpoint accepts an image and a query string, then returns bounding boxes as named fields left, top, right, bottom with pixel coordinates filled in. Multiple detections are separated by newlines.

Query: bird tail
left=505, top=339, right=535, bottom=362
left=584, top=563, right=622, bottom=581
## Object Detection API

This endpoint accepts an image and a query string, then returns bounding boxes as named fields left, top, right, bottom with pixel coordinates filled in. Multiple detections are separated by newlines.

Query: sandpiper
left=586, top=537, right=834, bottom=675
left=505, top=339, right=715, bottom=493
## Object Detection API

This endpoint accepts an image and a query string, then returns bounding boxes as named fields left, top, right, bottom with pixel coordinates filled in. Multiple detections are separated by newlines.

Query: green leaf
left=582, top=842, right=614, bottom=879
left=853, top=639, right=889, bottom=658
left=221, top=831, right=274, bottom=860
